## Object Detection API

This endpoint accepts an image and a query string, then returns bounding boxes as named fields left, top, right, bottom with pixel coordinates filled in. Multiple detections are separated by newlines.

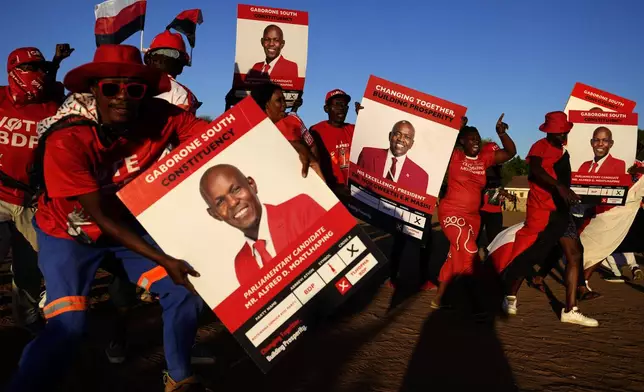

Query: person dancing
left=432, top=114, right=516, bottom=309
left=499, top=111, right=598, bottom=327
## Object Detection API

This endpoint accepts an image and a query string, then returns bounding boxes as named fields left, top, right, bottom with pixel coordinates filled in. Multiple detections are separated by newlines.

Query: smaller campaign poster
left=568, top=110, right=639, bottom=205
left=117, top=97, right=386, bottom=373
left=564, top=82, right=636, bottom=114
left=347, top=75, right=467, bottom=241
left=232, top=4, right=308, bottom=107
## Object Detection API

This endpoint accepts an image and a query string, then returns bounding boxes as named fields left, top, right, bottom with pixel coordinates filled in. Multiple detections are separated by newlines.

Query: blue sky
left=2, top=0, right=642, bottom=156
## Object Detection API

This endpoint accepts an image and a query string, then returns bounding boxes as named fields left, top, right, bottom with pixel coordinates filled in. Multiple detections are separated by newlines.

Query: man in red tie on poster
left=248, top=25, right=299, bottom=81
left=577, top=126, right=626, bottom=174
left=199, top=164, right=325, bottom=286
left=356, top=120, right=429, bottom=194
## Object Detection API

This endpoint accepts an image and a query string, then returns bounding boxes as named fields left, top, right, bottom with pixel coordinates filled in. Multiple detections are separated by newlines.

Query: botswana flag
left=95, top=0, right=147, bottom=47
left=166, top=9, right=203, bottom=48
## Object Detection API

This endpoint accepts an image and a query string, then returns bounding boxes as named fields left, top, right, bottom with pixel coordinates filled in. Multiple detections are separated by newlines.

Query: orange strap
left=137, top=265, right=168, bottom=291
left=43, top=296, right=88, bottom=319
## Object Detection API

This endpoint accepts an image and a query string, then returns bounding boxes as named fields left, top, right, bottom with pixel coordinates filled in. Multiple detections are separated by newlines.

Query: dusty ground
left=1, top=211, right=643, bottom=392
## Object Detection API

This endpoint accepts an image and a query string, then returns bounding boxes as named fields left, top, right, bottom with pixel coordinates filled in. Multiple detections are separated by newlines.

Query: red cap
left=539, top=111, right=573, bottom=134
left=325, top=89, right=351, bottom=104
left=145, top=30, right=190, bottom=65
left=7, top=47, right=45, bottom=73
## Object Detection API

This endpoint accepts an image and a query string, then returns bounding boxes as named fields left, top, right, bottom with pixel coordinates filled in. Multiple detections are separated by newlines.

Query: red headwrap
left=6, top=47, right=47, bottom=104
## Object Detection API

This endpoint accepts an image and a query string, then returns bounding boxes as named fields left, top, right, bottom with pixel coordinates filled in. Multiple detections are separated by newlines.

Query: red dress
left=438, top=149, right=495, bottom=282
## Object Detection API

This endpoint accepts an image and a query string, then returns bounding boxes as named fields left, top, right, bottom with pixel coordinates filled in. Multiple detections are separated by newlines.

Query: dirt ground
left=1, top=211, right=643, bottom=392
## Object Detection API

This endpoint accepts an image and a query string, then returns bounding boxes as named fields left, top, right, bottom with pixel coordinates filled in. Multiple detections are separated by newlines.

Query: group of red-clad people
left=1, top=25, right=641, bottom=392
left=0, top=25, right=366, bottom=390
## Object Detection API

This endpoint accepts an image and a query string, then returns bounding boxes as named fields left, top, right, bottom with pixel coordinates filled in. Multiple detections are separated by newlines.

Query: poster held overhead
left=232, top=4, right=308, bottom=108
left=117, top=97, right=386, bottom=372
left=564, top=82, right=636, bottom=114
left=347, top=75, right=467, bottom=241
left=567, top=110, right=638, bottom=205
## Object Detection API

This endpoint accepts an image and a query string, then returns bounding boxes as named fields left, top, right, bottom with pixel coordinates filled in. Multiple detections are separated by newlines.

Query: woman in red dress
left=432, top=114, right=516, bottom=309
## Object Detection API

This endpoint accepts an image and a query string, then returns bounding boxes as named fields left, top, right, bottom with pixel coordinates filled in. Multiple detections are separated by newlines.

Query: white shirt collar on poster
left=263, top=54, right=283, bottom=75
left=244, top=204, right=276, bottom=268
left=589, top=153, right=610, bottom=173
left=383, top=148, right=407, bottom=182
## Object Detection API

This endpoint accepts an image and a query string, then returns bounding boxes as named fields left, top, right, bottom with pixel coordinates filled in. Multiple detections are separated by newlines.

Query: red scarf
left=8, top=68, right=46, bottom=104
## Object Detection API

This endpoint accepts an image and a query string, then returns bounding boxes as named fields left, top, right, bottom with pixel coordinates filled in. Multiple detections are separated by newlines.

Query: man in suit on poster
left=199, top=164, right=325, bottom=286
left=577, top=126, right=626, bottom=174
left=356, top=120, right=429, bottom=193
left=248, top=24, right=299, bottom=81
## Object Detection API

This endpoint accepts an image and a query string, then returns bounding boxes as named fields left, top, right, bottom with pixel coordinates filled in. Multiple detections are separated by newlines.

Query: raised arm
left=493, top=113, right=517, bottom=164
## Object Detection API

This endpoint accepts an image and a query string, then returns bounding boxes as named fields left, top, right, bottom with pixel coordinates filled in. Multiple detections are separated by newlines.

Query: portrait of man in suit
left=199, top=164, right=325, bottom=286
left=577, top=126, right=626, bottom=175
left=356, top=120, right=429, bottom=193
left=247, top=24, right=299, bottom=82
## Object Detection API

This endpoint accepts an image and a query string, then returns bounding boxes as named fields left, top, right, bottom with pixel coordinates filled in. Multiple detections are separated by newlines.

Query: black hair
left=456, top=125, right=479, bottom=148
left=250, top=82, right=282, bottom=113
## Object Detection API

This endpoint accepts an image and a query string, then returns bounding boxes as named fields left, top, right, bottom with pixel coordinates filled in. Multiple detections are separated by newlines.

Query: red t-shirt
left=0, top=87, right=61, bottom=205
left=480, top=191, right=503, bottom=213
left=310, top=121, right=355, bottom=185
left=442, top=149, right=496, bottom=214
left=36, top=99, right=209, bottom=242
left=526, top=138, right=565, bottom=212
left=275, top=114, right=304, bottom=142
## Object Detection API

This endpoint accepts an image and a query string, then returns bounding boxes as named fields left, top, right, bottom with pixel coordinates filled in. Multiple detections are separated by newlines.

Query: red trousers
left=438, top=206, right=481, bottom=283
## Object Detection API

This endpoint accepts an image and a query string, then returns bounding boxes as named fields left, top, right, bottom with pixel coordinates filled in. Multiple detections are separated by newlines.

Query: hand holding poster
left=568, top=110, right=638, bottom=205
left=232, top=4, right=308, bottom=107
left=347, top=76, right=467, bottom=240
left=564, top=82, right=636, bottom=114
left=117, top=97, right=386, bottom=372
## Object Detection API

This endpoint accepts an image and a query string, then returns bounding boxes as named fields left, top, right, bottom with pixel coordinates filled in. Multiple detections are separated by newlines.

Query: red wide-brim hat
left=539, top=111, right=573, bottom=134
left=64, top=44, right=171, bottom=95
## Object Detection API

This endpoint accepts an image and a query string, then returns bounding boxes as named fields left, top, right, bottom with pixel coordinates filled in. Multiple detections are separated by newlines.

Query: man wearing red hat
left=144, top=30, right=200, bottom=114
left=0, top=44, right=72, bottom=333
left=498, top=111, right=599, bottom=327
left=2, top=43, right=319, bottom=392
left=309, top=89, right=355, bottom=197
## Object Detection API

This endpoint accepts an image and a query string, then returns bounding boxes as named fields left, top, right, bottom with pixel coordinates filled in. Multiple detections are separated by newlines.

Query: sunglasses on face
left=98, top=81, right=148, bottom=99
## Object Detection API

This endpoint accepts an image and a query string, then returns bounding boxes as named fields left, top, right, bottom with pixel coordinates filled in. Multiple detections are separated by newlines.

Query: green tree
left=501, top=155, right=529, bottom=185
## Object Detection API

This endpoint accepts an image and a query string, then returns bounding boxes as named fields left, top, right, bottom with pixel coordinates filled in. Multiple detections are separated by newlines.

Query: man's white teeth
left=234, top=207, right=248, bottom=219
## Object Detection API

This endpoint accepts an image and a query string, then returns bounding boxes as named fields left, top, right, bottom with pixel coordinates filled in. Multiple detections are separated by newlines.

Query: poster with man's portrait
left=231, top=4, right=308, bottom=107
left=347, top=75, right=467, bottom=241
left=568, top=110, right=638, bottom=205
left=117, top=97, right=385, bottom=372
left=564, top=82, right=636, bottom=114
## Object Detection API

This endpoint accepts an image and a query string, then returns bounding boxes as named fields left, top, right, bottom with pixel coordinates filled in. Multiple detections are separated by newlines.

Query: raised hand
left=496, top=113, right=509, bottom=134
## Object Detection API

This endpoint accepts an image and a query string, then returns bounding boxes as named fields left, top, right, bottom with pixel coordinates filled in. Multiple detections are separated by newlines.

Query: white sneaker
left=561, top=307, right=599, bottom=327
left=502, top=295, right=517, bottom=315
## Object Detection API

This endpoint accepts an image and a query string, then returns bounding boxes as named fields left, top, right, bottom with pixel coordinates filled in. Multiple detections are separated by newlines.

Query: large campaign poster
left=347, top=76, right=467, bottom=241
left=231, top=4, right=308, bottom=107
left=117, top=97, right=386, bottom=372
left=564, top=82, right=636, bottom=114
left=568, top=110, right=638, bottom=205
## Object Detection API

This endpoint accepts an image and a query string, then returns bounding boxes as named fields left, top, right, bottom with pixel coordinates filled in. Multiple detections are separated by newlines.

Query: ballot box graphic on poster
left=231, top=4, right=308, bottom=107
left=117, top=97, right=386, bottom=373
left=564, top=82, right=636, bottom=114
left=567, top=110, right=638, bottom=205
left=347, top=75, right=466, bottom=241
